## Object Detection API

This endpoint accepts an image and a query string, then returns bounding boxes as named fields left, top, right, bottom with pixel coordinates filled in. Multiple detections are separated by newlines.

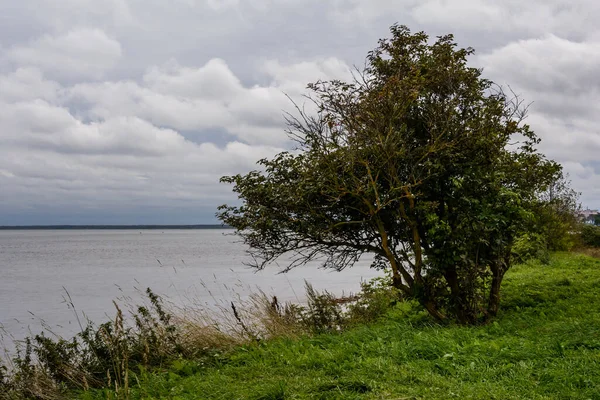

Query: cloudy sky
left=0, top=0, right=598, bottom=225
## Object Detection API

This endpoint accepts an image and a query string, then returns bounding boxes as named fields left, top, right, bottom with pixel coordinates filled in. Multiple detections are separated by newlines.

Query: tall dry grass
left=0, top=274, right=395, bottom=400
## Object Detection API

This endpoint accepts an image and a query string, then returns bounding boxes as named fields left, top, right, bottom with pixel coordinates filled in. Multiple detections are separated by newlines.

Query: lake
left=0, top=229, right=379, bottom=347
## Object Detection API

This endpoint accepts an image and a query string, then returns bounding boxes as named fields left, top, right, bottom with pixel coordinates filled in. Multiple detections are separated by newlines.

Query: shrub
left=346, top=271, right=401, bottom=325
left=512, top=233, right=550, bottom=264
left=580, top=224, right=600, bottom=248
left=1, top=288, right=184, bottom=399
left=299, top=282, right=346, bottom=334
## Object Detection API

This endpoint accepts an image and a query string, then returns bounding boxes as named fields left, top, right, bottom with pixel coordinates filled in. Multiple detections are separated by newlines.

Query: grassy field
left=79, top=252, right=600, bottom=400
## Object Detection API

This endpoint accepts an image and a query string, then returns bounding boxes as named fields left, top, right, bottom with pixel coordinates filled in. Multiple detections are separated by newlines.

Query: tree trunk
left=423, top=300, right=448, bottom=323
left=392, top=274, right=449, bottom=323
left=487, top=273, right=503, bottom=319
left=487, top=259, right=507, bottom=320
left=391, top=275, right=408, bottom=294
left=443, top=267, right=472, bottom=325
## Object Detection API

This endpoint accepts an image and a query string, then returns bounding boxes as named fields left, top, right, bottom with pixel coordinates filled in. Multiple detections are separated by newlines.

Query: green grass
left=83, top=253, right=600, bottom=399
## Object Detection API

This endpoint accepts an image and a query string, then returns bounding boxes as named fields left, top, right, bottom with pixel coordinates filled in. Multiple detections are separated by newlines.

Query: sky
left=0, top=0, right=599, bottom=225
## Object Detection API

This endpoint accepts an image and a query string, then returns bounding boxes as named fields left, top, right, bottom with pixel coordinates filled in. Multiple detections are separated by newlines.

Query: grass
left=77, top=252, right=600, bottom=400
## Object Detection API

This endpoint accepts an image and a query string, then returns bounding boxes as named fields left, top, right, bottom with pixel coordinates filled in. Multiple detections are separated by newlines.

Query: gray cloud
left=1, top=0, right=600, bottom=224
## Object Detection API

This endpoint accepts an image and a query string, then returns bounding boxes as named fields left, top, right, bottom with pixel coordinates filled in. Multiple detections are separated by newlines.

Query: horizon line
left=0, top=224, right=234, bottom=230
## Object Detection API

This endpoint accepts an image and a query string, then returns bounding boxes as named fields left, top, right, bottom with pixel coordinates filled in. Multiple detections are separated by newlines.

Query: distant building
left=578, top=209, right=599, bottom=225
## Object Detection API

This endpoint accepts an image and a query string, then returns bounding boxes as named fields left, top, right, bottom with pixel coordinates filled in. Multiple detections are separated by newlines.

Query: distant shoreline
left=0, top=225, right=233, bottom=230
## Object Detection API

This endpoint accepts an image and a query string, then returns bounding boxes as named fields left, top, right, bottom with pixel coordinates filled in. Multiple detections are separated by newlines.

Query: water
left=0, top=229, right=379, bottom=346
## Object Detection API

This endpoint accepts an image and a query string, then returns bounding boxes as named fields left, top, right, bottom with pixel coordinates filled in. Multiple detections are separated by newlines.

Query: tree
left=218, top=25, right=561, bottom=324
left=536, top=173, right=581, bottom=251
left=512, top=173, right=580, bottom=264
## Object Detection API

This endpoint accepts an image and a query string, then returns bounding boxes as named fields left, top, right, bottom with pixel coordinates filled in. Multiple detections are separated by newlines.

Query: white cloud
left=6, top=29, right=122, bottom=80
left=477, top=35, right=600, bottom=167
left=473, top=31, right=600, bottom=208
left=64, top=57, right=351, bottom=145
left=143, top=58, right=243, bottom=99
left=263, top=57, right=353, bottom=91
left=0, top=68, right=61, bottom=102
left=479, top=35, right=600, bottom=95
left=0, top=55, right=351, bottom=220
left=0, top=95, right=285, bottom=212
left=0, top=100, right=190, bottom=156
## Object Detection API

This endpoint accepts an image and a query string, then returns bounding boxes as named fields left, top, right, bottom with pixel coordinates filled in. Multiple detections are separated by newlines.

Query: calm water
left=0, top=229, right=378, bottom=345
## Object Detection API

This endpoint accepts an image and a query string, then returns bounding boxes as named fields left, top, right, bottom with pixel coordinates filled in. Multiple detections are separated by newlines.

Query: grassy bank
left=73, top=252, right=600, bottom=400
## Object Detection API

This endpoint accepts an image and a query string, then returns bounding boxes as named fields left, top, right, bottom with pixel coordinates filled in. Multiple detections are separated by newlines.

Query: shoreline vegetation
left=0, top=270, right=395, bottom=399
left=2, top=251, right=600, bottom=399
left=0, top=225, right=233, bottom=230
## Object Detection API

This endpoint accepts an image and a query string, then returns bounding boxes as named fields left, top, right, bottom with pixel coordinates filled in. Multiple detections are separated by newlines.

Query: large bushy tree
left=218, top=25, right=562, bottom=324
